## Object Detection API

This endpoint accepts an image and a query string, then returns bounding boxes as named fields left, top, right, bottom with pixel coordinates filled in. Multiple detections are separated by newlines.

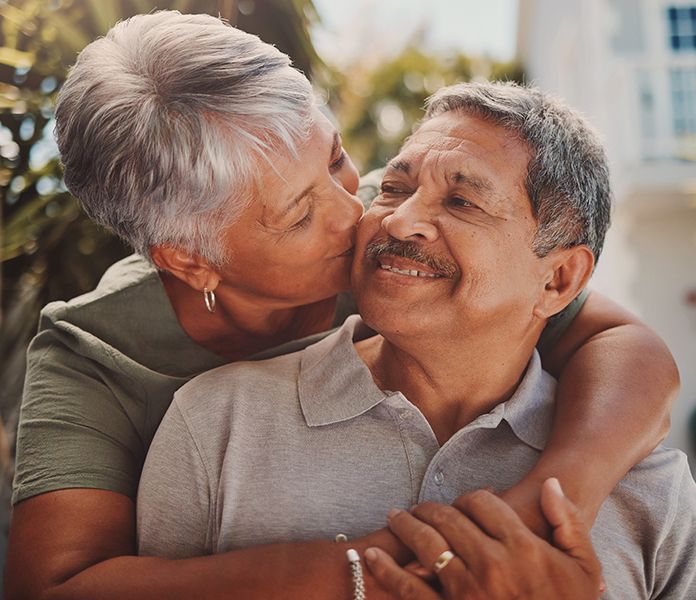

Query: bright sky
left=312, top=0, right=519, bottom=67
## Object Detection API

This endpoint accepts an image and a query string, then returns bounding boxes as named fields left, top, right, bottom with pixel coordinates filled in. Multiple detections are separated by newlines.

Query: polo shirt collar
left=299, top=315, right=388, bottom=426
left=298, top=315, right=557, bottom=450
left=498, top=351, right=557, bottom=451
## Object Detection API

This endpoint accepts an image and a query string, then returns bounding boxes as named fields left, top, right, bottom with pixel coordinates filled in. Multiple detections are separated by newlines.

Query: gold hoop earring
left=203, top=287, right=216, bottom=314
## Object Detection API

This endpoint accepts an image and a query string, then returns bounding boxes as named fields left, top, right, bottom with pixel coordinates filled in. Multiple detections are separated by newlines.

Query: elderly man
left=137, top=82, right=696, bottom=599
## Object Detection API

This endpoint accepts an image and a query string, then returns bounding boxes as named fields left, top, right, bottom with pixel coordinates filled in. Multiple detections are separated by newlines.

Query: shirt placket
left=419, top=412, right=505, bottom=504
left=383, top=393, right=440, bottom=506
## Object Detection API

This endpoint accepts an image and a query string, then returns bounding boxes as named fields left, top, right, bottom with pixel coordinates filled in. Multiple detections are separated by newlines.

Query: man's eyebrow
left=449, top=170, right=494, bottom=193
left=386, top=159, right=411, bottom=174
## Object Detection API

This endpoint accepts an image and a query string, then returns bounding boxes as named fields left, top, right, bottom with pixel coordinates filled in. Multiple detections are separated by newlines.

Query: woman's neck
left=160, top=272, right=338, bottom=361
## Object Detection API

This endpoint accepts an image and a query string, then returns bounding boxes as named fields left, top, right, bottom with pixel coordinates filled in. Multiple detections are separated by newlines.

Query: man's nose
left=381, top=194, right=439, bottom=242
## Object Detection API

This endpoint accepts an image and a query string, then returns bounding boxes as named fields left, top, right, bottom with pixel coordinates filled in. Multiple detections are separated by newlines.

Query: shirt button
left=434, top=470, right=444, bottom=486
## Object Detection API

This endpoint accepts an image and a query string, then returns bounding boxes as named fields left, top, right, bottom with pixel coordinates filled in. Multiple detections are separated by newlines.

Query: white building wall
left=518, top=0, right=696, bottom=467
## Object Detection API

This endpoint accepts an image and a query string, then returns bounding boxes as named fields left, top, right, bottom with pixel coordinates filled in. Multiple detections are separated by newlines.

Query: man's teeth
left=379, top=264, right=440, bottom=278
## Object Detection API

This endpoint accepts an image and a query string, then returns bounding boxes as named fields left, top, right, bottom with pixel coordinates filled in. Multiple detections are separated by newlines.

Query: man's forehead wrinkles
left=393, top=128, right=510, bottom=182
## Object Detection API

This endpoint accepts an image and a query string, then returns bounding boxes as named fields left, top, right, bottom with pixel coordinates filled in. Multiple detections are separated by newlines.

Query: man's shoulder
left=172, top=318, right=367, bottom=427
left=172, top=345, right=307, bottom=425
left=178, top=351, right=302, bottom=399
left=594, top=446, right=696, bottom=597
left=621, top=445, right=695, bottom=508
left=606, top=445, right=696, bottom=540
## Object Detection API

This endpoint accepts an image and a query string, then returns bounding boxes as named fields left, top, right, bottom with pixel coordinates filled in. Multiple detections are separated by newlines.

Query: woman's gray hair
left=55, top=10, right=315, bottom=265
left=425, top=81, right=612, bottom=261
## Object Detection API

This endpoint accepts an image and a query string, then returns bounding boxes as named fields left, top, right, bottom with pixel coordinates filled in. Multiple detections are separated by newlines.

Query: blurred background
left=0, top=0, right=695, bottom=587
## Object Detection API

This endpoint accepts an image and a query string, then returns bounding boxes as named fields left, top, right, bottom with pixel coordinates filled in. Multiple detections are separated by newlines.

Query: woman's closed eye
left=289, top=207, right=314, bottom=231
left=329, top=150, right=346, bottom=173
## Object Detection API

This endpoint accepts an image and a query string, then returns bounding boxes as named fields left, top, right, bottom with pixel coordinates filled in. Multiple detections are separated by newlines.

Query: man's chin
left=356, top=288, right=424, bottom=326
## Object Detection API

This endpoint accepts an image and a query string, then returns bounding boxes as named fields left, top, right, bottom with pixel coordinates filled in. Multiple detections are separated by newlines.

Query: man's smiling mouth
left=365, top=237, right=458, bottom=279
left=378, top=263, right=442, bottom=278
left=376, top=255, right=448, bottom=279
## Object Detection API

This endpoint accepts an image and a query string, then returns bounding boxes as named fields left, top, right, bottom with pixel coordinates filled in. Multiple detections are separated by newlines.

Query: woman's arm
left=501, top=290, right=679, bottom=534
left=5, top=490, right=410, bottom=600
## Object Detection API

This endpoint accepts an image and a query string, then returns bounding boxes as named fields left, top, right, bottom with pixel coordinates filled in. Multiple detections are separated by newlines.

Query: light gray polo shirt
left=137, top=316, right=696, bottom=599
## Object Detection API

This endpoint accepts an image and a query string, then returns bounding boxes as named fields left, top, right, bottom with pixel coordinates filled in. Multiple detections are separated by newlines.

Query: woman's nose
left=328, top=190, right=364, bottom=234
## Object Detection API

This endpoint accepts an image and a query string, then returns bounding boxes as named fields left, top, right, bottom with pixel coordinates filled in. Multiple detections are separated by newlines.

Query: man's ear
left=533, top=245, right=595, bottom=319
left=150, top=245, right=221, bottom=292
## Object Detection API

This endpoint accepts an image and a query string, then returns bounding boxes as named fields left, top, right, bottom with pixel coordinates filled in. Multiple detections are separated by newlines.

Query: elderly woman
left=6, top=11, right=678, bottom=599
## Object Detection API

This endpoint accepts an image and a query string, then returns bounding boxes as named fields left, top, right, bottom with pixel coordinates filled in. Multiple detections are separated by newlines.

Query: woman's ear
left=533, top=245, right=595, bottom=319
left=150, top=245, right=221, bottom=292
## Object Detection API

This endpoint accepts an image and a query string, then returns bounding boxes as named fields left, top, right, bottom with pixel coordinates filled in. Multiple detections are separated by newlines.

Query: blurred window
left=637, top=70, right=656, bottom=140
left=609, top=0, right=645, bottom=54
left=667, top=6, right=696, bottom=51
left=670, top=68, right=696, bottom=135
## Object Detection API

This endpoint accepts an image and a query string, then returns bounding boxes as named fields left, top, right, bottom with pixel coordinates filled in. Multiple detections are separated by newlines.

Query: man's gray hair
left=55, top=10, right=315, bottom=265
left=425, top=81, right=612, bottom=261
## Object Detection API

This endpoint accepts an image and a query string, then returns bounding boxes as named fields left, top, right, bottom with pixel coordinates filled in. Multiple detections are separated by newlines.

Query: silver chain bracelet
left=346, top=548, right=366, bottom=600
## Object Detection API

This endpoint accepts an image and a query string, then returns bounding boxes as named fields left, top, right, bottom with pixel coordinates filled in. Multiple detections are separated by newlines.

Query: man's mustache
left=364, top=237, right=458, bottom=278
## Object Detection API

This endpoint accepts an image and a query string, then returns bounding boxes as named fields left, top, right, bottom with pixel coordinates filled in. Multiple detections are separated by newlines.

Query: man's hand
left=364, top=479, right=602, bottom=599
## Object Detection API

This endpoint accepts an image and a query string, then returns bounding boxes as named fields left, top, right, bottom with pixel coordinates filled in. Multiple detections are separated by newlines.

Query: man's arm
left=5, top=490, right=410, bottom=600
left=502, top=290, right=678, bottom=533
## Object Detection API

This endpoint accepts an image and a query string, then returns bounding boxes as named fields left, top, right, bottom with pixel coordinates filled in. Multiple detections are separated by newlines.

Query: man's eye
left=329, top=150, right=346, bottom=172
left=450, top=196, right=478, bottom=209
left=380, top=183, right=408, bottom=195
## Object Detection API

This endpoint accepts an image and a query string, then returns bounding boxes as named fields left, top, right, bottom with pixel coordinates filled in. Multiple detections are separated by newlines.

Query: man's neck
left=355, top=333, right=535, bottom=445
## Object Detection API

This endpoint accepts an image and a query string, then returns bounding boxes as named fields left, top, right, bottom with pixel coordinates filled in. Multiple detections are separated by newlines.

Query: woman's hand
left=364, top=479, right=602, bottom=600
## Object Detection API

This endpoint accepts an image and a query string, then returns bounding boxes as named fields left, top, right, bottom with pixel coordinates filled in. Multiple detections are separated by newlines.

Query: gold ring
left=432, top=550, right=455, bottom=574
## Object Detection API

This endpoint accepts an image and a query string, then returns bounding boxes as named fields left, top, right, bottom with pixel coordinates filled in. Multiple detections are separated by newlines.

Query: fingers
left=407, top=502, right=495, bottom=570
left=364, top=547, right=440, bottom=600
left=540, top=478, right=603, bottom=590
left=386, top=508, right=471, bottom=593
left=386, top=508, right=451, bottom=570
left=540, top=478, right=591, bottom=556
left=403, top=560, right=434, bottom=580
left=453, top=489, right=530, bottom=542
